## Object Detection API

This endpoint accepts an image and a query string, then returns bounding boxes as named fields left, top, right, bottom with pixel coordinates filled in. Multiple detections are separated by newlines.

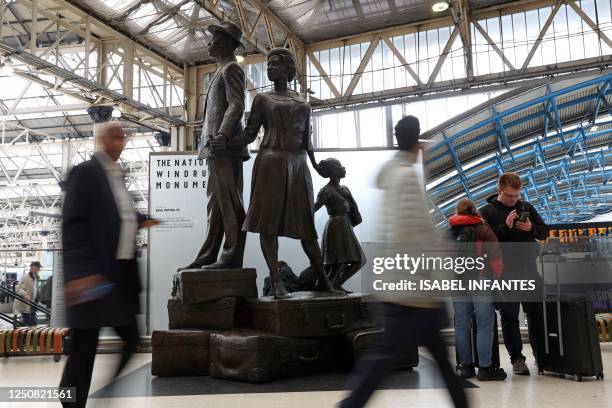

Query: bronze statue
left=182, top=21, right=248, bottom=270
left=314, top=158, right=366, bottom=293
left=212, top=47, right=335, bottom=298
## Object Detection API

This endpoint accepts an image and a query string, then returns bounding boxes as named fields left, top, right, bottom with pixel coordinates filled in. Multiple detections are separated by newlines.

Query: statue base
left=153, top=271, right=395, bottom=381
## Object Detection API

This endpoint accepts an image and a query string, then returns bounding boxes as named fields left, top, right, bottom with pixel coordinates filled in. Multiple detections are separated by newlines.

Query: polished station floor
left=0, top=344, right=609, bottom=408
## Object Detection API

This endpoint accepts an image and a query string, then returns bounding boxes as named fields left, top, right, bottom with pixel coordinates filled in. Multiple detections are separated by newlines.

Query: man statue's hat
left=207, top=20, right=243, bottom=45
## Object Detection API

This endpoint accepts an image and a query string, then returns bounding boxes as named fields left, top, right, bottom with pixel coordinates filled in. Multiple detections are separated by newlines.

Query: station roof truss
left=422, top=72, right=612, bottom=225
left=1, top=0, right=612, bottom=249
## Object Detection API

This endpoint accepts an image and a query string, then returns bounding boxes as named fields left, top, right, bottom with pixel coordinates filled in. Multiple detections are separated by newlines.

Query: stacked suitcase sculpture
left=152, top=268, right=257, bottom=377
left=151, top=267, right=409, bottom=382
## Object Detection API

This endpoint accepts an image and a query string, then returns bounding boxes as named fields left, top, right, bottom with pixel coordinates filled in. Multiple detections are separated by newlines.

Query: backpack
left=262, top=265, right=300, bottom=296
left=453, top=225, right=476, bottom=243
left=447, top=225, right=479, bottom=280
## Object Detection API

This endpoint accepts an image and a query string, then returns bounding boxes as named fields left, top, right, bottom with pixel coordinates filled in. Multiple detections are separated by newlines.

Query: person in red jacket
left=449, top=198, right=506, bottom=381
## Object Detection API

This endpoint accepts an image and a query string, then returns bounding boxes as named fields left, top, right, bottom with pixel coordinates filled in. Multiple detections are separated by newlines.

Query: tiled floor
left=0, top=343, right=610, bottom=407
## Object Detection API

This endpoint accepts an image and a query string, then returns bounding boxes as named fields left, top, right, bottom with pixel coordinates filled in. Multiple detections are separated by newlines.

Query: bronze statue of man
left=183, top=21, right=248, bottom=270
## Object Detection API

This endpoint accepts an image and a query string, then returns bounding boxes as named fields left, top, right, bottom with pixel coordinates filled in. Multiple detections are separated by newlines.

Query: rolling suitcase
left=454, top=310, right=500, bottom=369
left=168, top=297, right=237, bottom=330
left=530, top=254, right=604, bottom=381
left=209, top=329, right=334, bottom=383
left=172, top=268, right=257, bottom=304
left=151, top=330, right=213, bottom=376
left=242, top=291, right=374, bottom=337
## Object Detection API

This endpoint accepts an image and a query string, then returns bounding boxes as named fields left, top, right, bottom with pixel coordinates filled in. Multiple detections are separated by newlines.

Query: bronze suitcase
left=173, top=268, right=257, bottom=304
left=168, top=297, right=237, bottom=330
left=209, top=329, right=334, bottom=383
left=345, top=328, right=419, bottom=369
left=151, top=330, right=213, bottom=376
left=242, top=291, right=374, bottom=337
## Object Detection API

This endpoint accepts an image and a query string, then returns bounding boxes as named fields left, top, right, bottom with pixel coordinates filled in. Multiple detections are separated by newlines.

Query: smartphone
left=517, top=211, right=530, bottom=222
left=73, top=282, right=115, bottom=305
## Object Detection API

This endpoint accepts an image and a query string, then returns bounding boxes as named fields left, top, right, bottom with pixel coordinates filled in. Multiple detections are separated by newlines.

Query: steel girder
left=427, top=74, right=612, bottom=224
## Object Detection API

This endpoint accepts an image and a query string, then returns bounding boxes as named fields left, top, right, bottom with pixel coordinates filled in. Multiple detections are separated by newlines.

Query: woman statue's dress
left=230, top=90, right=317, bottom=239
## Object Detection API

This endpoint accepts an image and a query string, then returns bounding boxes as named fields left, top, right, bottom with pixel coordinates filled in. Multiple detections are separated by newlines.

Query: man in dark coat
left=479, top=172, right=548, bottom=376
left=184, top=20, right=248, bottom=270
left=59, top=122, right=157, bottom=408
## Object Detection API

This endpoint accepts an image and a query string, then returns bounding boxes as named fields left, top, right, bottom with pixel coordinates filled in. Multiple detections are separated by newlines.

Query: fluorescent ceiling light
left=432, top=1, right=449, bottom=12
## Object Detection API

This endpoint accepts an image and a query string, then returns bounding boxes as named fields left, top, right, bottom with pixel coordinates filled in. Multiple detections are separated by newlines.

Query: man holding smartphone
left=480, top=173, right=548, bottom=376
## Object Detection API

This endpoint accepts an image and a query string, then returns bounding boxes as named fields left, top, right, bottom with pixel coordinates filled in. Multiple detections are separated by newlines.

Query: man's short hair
left=394, top=115, right=420, bottom=151
left=95, top=121, right=128, bottom=150
left=498, top=172, right=522, bottom=190
left=96, top=121, right=127, bottom=136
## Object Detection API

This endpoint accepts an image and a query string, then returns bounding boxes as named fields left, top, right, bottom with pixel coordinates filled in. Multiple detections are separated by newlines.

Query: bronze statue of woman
left=315, top=158, right=366, bottom=293
left=213, top=47, right=335, bottom=298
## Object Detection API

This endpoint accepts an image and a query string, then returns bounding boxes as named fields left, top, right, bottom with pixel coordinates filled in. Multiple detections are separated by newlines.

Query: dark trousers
left=21, top=312, right=37, bottom=326
left=499, top=301, right=538, bottom=363
left=193, top=157, right=246, bottom=267
left=340, top=304, right=468, bottom=408
left=59, top=324, right=139, bottom=408
left=499, top=260, right=541, bottom=363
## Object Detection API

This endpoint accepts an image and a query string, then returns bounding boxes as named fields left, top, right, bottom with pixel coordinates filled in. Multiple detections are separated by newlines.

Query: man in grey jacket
left=184, top=21, right=248, bottom=270
left=14, top=261, right=42, bottom=326
left=340, top=116, right=468, bottom=408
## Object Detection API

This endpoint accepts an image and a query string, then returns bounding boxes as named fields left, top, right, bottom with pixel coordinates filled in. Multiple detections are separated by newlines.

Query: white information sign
left=148, top=152, right=208, bottom=332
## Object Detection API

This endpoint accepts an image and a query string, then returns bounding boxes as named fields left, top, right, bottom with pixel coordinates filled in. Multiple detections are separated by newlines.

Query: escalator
left=0, top=284, right=51, bottom=329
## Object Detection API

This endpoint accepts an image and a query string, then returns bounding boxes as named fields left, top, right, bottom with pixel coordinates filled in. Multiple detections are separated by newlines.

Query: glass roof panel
left=125, top=2, right=160, bottom=27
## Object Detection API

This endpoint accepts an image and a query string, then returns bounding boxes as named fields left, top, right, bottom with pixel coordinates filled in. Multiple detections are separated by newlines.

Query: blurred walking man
left=59, top=122, right=157, bottom=407
left=339, top=116, right=468, bottom=408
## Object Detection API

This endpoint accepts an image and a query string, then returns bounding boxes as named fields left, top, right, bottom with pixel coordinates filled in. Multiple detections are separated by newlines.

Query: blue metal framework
left=425, top=74, right=612, bottom=225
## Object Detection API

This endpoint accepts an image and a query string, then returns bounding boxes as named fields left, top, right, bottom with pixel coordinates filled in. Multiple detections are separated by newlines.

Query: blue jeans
left=453, top=300, right=495, bottom=368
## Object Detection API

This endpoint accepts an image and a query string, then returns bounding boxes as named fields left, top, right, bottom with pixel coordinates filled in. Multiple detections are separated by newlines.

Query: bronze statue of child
left=314, top=158, right=366, bottom=293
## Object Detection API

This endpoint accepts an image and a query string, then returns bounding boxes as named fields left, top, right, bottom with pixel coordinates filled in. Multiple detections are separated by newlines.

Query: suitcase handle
left=297, top=351, right=320, bottom=362
left=171, top=273, right=179, bottom=298
left=326, top=314, right=346, bottom=329
left=360, top=303, right=370, bottom=318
